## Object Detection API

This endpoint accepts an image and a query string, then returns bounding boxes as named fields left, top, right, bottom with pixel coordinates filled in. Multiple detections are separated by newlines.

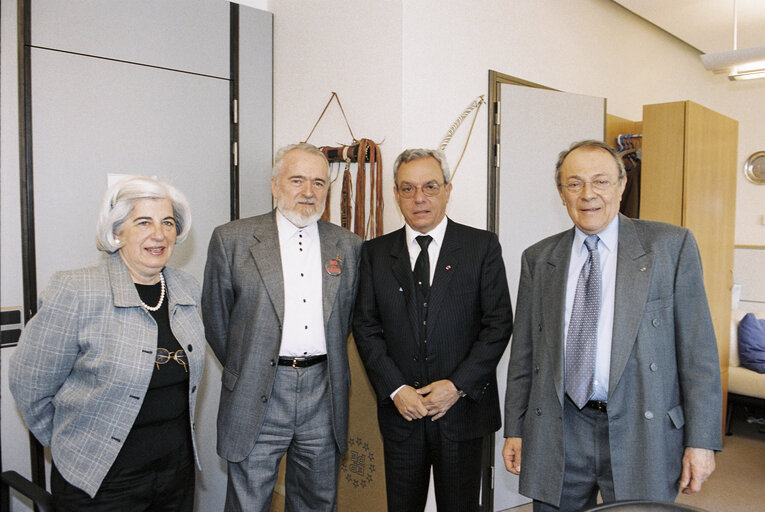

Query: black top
left=112, top=280, right=191, bottom=469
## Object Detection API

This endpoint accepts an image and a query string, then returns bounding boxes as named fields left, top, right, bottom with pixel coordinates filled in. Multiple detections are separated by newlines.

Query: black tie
left=414, top=235, right=432, bottom=298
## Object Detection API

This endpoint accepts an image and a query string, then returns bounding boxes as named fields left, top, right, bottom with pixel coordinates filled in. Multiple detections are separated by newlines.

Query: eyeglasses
left=396, top=181, right=444, bottom=199
left=562, top=178, right=619, bottom=194
left=155, top=348, right=188, bottom=372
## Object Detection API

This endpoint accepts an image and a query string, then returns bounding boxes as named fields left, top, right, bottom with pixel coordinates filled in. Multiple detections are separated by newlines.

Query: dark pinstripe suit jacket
left=353, top=219, right=513, bottom=442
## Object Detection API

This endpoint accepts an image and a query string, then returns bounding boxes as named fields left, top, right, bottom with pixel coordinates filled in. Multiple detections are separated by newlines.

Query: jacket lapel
left=249, top=211, right=285, bottom=326
left=389, top=228, right=420, bottom=341
left=545, top=230, right=573, bottom=406
left=108, top=252, right=143, bottom=308
left=609, top=215, right=652, bottom=397
left=318, top=221, right=342, bottom=327
left=426, top=220, right=459, bottom=333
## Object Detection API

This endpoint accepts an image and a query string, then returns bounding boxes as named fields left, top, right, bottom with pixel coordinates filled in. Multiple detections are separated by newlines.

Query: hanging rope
left=439, top=95, right=485, bottom=181
left=305, top=93, right=383, bottom=240
left=304, top=92, right=357, bottom=144
left=319, top=139, right=384, bottom=240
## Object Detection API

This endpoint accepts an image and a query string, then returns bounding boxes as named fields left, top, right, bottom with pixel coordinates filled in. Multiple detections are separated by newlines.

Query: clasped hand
left=392, top=380, right=460, bottom=421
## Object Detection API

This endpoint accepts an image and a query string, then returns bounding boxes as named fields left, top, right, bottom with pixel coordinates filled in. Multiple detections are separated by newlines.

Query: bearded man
left=202, top=143, right=362, bottom=512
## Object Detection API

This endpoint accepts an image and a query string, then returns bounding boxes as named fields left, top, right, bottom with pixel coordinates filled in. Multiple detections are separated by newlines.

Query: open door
left=487, top=71, right=605, bottom=511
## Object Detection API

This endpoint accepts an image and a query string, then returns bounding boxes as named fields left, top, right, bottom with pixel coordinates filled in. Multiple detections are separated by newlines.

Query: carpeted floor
left=504, top=406, right=765, bottom=512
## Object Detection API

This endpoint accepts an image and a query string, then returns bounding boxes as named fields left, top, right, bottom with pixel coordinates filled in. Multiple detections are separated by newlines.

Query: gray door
left=493, top=83, right=605, bottom=511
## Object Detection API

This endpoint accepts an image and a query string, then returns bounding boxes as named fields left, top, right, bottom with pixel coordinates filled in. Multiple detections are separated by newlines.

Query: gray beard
left=277, top=201, right=325, bottom=228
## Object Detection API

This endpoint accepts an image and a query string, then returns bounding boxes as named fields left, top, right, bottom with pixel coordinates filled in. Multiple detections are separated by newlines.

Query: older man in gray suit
left=503, top=140, right=722, bottom=511
left=202, top=143, right=362, bottom=512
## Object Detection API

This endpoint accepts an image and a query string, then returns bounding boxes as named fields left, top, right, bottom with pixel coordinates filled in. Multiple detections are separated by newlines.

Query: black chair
left=578, top=500, right=709, bottom=512
left=1, top=470, right=54, bottom=512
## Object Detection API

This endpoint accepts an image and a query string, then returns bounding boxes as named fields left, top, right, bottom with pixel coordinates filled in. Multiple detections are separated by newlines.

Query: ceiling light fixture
left=699, top=0, right=765, bottom=81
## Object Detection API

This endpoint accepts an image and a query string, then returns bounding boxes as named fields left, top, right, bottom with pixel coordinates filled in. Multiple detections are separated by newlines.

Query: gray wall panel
left=238, top=7, right=273, bottom=218
left=31, top=0, right=230, bottom=78
left=31, top=48, right=230, bottom=286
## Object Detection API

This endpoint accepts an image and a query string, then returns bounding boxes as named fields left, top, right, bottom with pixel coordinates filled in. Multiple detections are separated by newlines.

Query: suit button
left=187, top=344, right=193, bottom=352
left=270, top=359, right=275, bottom=366
left=191, top=386, right=197, bottom=393
left=649, top=363, right=658, bottom=371
left=414, top=381, right=421, bottom=388
left=644, top=411, right=654, bottom=419
left=538, top=323, right=542, bottom=332
left=536, top=408, right=542, bottom=416
left=413, top=355, right=419, bottom=361
left=534, top=364, right=540, bottom=373
left=651, top=319, right=660, bottom=327
left=261, top=396, right=268, bottom=403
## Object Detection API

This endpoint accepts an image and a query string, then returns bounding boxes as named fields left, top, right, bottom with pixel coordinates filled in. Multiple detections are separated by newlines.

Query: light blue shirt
left=564, top=216, right=619, bottom=401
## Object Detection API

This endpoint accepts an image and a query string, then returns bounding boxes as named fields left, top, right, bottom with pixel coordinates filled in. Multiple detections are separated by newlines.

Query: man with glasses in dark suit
left=353, top=148, right=513, bottom=512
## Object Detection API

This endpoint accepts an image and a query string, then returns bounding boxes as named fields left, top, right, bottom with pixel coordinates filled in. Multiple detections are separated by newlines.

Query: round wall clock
left=744, top=151, right=765, bottom=184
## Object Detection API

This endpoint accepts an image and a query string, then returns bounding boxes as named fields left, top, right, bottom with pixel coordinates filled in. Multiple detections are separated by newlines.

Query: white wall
left=243, top=0, right=765, bottom=247
left=252, top=0, right=765, bottom=307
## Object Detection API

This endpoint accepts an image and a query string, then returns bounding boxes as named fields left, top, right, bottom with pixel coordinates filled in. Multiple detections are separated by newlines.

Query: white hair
left=95, top=175, right=192, bottom=253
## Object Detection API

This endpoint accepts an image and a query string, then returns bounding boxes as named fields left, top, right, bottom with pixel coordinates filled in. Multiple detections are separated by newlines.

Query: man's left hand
left=417, top=380, right=461, bottom=420
left=679, top=447, right=715, bottom=494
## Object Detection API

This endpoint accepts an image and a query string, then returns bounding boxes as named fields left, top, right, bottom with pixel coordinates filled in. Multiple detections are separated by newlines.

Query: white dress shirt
left=276, top=209, right=327, bottom=357
left=404, top=216, right=448, bottom=281
left=563, top=215, right=619, bottom=402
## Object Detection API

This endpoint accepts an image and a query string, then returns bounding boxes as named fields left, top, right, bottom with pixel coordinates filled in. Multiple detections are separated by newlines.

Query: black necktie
left=414, top=235, right=432, bottom=298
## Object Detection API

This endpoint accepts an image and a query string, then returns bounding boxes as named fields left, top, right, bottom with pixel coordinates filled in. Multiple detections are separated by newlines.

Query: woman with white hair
left=10, top=175, right=205, bottom=511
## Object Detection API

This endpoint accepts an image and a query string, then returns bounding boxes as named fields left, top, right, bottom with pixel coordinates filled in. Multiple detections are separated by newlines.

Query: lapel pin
left=639, top=266, right=647, bottom=272
left=445, top=265, right=452, bottom=271
left=398, top=287, right=403, bottom=292
left=325, top=258, right=342, bottom=276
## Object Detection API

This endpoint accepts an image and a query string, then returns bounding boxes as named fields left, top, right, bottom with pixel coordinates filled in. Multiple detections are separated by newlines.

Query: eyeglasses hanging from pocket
left=155, top=347, right=188, bottom=372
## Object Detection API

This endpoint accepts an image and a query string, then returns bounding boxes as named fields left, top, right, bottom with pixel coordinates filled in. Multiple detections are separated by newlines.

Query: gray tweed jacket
left=9, top=252, right=206, bottom=498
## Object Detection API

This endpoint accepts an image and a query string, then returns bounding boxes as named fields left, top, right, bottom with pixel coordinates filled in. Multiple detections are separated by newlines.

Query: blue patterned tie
left=566, top=234, right=601, bottom=409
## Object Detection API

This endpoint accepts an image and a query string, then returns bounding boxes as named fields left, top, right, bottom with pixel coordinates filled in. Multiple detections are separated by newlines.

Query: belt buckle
left=292, top=357, right=303, bottom=369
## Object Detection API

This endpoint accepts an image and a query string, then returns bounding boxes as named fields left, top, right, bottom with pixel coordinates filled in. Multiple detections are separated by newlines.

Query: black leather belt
left=278, top=354, right=327, bottom=368
left=585, top=400, right=608, bottom=413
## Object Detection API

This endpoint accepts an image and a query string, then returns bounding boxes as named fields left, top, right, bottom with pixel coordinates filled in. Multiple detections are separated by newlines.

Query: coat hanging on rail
left=616, top=133, right=641, bottom=219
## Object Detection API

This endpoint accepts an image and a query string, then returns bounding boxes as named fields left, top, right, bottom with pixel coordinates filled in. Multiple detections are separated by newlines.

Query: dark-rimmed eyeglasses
left=396, top=181, right=444, bottom=198
left=155, top=348, right=188, bottom=372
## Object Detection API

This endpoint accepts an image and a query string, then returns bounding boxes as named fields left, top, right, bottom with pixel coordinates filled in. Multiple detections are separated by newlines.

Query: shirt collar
left=404, top=215, right=448, bottom=249
left=573, top=214, right=619, bottom=254
left=275, top=208, right=319, bottom=240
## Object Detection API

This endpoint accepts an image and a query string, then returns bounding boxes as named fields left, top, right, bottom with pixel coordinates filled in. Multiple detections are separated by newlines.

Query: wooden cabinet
left=640, top=101, right=738, bottom=435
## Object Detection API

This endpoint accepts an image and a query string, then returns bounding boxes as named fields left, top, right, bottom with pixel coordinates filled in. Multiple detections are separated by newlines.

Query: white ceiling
left=613, top=0, right=765, bottom=54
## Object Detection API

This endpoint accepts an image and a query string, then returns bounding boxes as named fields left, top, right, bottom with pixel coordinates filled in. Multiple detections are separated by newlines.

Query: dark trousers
left=51, top=441, right=194, bottom=512
left=382, top=417, right=483, bottom=512
left=533, top=397, right=615, bottom=512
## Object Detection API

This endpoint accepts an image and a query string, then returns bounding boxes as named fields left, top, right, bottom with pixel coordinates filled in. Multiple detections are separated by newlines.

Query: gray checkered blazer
left=9, top=252, right=206, bottom=498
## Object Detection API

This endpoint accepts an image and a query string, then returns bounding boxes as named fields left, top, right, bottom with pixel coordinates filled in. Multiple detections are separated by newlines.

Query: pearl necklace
left=140, top=272, right=166, bottom=312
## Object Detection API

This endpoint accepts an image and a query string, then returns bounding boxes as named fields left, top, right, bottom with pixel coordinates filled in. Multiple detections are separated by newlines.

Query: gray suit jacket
left=202, top=210, right=362, bottom=462
left=504, top=215, right=722, bottom=505
left=10, top=253, right=206, bottom=498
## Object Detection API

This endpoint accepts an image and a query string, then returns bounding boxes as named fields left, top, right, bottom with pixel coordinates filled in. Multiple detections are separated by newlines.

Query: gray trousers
left=534, top=397, right=616, bottom=512
left=225, top=361, right=340, bottom=512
